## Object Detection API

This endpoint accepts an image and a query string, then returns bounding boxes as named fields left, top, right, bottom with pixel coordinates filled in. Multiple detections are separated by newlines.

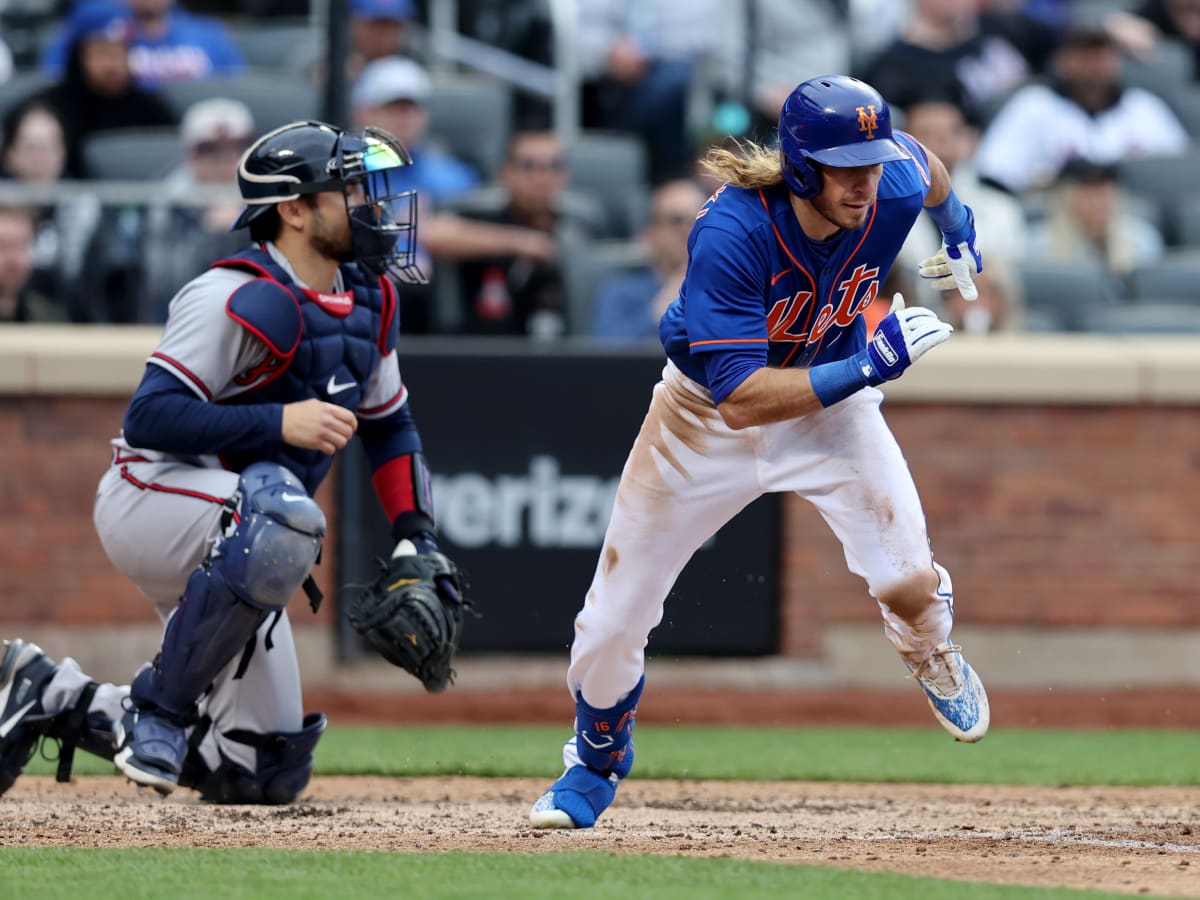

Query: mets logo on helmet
left=856, top=105, right=878, bottom=139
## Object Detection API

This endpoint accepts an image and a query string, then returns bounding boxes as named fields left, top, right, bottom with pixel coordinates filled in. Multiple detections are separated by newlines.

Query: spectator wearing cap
left=976, top=24, right=1188, bottom=196
left=352, top=0, right=420, bottom=77
left=351, top=56, right=480, bottom=206
left=1026, top=157, right=1165, bottom=279
left=42, top=0, right=244, bottom=89
left=139, top=97, right=256, bottom=321
left=26, top=1, right=177, bottom=179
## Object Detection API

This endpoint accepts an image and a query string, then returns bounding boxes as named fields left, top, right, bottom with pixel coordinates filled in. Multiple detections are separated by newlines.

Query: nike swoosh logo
left=280, top=492, right=308, bottom=503
left=579, top=730, right=614, bottom=751
left=0, top=700, right=36, bottom=738
left=327, top=374, right=356, bottom=396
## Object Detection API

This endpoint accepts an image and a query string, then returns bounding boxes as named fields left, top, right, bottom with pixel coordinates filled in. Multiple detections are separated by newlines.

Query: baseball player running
left=530, top=76, right=989, bottom=830
left=0, top=121, right=468, bottom=802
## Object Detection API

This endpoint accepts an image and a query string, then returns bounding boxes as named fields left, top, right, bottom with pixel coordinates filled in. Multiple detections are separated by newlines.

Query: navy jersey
left=660, top=132, right=932, bottom=402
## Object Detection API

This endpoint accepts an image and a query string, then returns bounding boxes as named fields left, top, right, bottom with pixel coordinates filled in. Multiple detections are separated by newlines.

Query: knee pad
left=221, top=463, right=326, bottom=610
left=183, top=712, right=327, bottom=805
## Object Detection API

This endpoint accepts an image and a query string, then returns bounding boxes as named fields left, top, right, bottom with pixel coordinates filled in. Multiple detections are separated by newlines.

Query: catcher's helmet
left=778, top=75, right=908, bottom=199
left=232, top=120, right=424, bottom=282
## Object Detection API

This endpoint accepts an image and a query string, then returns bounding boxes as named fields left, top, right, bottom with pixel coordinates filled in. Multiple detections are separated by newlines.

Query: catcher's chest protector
left=212, top=245, right=395, bottom=492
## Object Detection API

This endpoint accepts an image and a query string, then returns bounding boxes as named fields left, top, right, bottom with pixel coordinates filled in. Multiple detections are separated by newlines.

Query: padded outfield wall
left=1, top=326, right=1198, bottom=715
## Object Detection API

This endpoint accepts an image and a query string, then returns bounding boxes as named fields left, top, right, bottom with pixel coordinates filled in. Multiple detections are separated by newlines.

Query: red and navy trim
left=118, top=465, right=240, bottom=523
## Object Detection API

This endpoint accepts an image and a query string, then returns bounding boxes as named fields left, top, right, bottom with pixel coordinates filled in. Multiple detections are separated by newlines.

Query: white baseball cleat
left=907, top=641, right=990, bottom=743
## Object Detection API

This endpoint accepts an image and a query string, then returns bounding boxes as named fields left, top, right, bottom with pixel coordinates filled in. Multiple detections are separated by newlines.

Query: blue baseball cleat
left=113, top=705, right=189, bottom=795
left=530, top=677, right=643, bottom=829
left=907, top=641, right=989, bottom=742
left=530, top=760, right=627, bottom=829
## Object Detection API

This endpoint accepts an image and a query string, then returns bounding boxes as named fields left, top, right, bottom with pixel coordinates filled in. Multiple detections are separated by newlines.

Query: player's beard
left=309, top=206, right=356, bottom=264
left=810, top=193, right=872, bottom=232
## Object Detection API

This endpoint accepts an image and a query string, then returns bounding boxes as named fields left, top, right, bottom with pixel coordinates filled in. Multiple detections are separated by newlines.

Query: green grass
left=0, top=848, right=1136, bottom=900
left=24, top=724, right=1200, bottom=785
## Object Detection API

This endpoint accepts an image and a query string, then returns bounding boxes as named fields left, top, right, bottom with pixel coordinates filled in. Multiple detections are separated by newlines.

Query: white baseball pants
left=568, top=361, right=954, bottom=709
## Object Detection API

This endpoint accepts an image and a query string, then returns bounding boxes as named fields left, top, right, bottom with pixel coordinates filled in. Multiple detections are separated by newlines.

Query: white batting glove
left=918, top=244, right=981, bottom=301
left=865, top=293, right=954, bottom=382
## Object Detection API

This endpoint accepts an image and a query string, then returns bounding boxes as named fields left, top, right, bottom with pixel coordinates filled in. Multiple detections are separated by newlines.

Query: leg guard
left=573, top=675, right=643, bottom=775
left=530, top=676, right=643, bottom=829
left=138, top=463, right=326, bottom=721
left=180, top=712, right=326, bottom=805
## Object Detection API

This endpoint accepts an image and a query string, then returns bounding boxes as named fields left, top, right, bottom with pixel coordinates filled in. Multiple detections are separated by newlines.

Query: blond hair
left=700, top=140, right=785, bottom=190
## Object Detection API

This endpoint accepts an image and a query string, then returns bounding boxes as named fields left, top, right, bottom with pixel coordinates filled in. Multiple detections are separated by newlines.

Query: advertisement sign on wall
left=337, top=343, right=778, bottom=657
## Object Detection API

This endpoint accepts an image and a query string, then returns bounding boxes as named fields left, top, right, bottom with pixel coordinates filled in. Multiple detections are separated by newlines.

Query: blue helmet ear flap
left=780, top=146, right=821, bottom=199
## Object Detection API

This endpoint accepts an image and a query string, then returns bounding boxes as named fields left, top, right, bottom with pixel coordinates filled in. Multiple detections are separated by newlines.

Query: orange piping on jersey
left=688, top=338, right=770, bottom=348
left=784, top=199, right=878, bottom=367
left=759, top=189, right=818, bottom=351
left=893, top=132, right=931, bottom=187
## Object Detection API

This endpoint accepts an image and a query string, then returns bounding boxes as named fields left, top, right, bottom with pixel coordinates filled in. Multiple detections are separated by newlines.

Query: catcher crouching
left=0, top=120, right=471, bottom=805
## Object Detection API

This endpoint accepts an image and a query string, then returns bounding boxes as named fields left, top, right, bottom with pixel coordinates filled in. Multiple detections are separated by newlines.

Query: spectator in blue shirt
left=42, top=0, right=245, bottom=88
left=591, top=179, right=706, bottom=342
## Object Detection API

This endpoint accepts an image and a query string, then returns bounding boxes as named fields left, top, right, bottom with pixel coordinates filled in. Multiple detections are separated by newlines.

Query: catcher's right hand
left=345, top=540, right=471, bottom=693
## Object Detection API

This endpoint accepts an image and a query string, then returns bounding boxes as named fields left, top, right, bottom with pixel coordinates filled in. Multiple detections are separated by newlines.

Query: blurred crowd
left=3, top=0, right=1200, bottom=336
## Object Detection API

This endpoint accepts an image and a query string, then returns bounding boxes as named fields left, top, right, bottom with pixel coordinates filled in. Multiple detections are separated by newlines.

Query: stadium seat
left=564, top=130, right=650, bottom=239
left=1017, top=259, right=1122, bottom=332
left=426, top=75, right=513, bottom=179
left=1122, top=37, right=1194, bottom=95
left=0, top=69, right=52, bottom=122
left=560, top=238, right=649, bottom=335
left=1169, top=192, right=1200, bottom=247
left=228, top=20, right=320, bottom=74
left=1117, top=146, right=1200, bottom=245
left=82, top=128, right=184, bottom=180
left=1127, top=253, right=1200, bottom=303
left=159, top=75, right=318, bottom=136
left=1163, top=85, right=1200, bottom=140
left=1086, top=302, right=1200, bottom=334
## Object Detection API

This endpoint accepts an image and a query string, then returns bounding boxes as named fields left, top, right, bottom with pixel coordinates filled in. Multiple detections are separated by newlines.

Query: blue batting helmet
left=778, top=75, right=908, bottom=199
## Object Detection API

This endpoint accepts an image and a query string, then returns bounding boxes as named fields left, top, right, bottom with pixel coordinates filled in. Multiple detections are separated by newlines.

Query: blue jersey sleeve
left=682, top=222, right=771, bottom=404
left=123, top=365, right=282, bottom=454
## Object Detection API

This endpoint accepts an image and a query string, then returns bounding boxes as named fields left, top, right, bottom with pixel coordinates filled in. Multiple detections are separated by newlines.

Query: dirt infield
left=4, top=776, right=1199, bottom=897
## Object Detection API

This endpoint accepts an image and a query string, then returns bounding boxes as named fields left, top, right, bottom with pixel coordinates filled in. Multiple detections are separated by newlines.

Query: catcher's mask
left=778, top=75, right=908, bottom=200
left=232, top=120, right=425, bottom=284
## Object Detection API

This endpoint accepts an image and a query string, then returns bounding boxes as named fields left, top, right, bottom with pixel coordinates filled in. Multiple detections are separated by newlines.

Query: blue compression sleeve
left=357, top=401, right=423, bottom=469
left=123, top=365, right=282, bottom=454
left=927, top=189, right=971, bottom=245
left=808, top=352, right=883, bottom=407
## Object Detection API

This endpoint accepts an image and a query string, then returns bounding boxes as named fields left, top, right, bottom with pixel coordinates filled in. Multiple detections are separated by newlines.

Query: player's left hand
left=919, top=209, right=983, bottom=301
left=866, top=293, right=954, bottom=381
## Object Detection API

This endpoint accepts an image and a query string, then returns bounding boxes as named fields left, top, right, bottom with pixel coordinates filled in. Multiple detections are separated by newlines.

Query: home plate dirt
left=3, top=777, right=1199, bottom=897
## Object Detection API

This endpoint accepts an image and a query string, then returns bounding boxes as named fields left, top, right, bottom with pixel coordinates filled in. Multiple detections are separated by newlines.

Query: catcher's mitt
left=346, top=549, right=470, bottom=693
